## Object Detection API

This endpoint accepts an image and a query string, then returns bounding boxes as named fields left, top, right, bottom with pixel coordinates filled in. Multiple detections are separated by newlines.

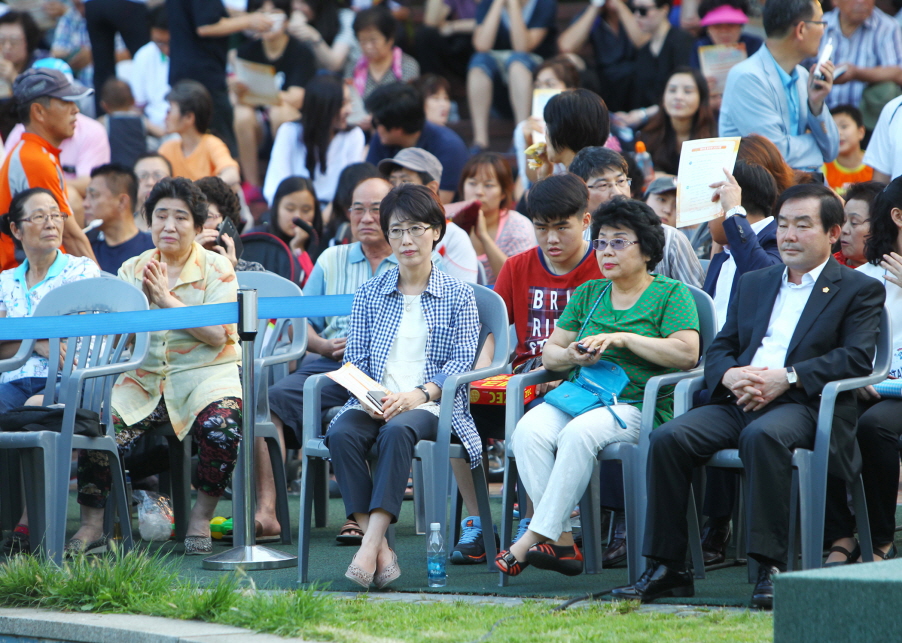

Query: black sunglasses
left=632, top=6, right=654, bottom=16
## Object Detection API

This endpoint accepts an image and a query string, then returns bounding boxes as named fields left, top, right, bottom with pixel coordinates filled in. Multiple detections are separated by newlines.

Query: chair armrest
left=0, top=338, right=36, bottom=375
left=434, top=363, right=509, bottom=446
left=814, top=369, right=891, bottom=463
left=302, top=373, right=333, bottom=443
left=259, top=317, right=308, bottom=370
left=502, top=369, right=568, bottom=442
left=673, top=373, right=706, bottom=417
left=637, top=368, right=702, bottom=455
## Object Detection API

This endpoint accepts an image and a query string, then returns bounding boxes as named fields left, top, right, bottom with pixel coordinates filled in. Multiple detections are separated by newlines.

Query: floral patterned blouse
left=113, top=243, right=241, bottom=440
left=0, top=251, right=101, bottom=383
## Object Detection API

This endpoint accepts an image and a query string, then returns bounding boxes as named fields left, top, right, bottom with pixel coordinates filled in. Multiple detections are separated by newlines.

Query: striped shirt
left=303, top=241, right=445, bottom=339
left=821, top=7, right=902, bottom=109
left=583, top=223, right=704, bottom=288
left=332, top=266, right=484, bottom=467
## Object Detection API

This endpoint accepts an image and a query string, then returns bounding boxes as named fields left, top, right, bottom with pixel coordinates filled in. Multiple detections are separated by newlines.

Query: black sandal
left=873, top=543, right=897, bottom=560
left=495, top=549, right=530, bottom=576
left=824, top=541, right=861, bottom=567
left=336, top=519, right=364, bottom=545
left=526, top=542, right=584, bottom=576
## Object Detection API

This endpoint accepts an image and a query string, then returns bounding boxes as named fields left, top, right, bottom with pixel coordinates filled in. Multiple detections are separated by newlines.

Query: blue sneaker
left=514, top=518, right=531, bottom=544
left=450, top=516, right=499, bottom=565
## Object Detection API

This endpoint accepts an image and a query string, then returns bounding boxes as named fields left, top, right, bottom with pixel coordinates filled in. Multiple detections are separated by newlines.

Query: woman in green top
left=496, top=196, right=700, bottom=577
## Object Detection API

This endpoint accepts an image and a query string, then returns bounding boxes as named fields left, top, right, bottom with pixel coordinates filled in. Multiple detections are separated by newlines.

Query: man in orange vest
left=0, top=68, right=96, bottom=270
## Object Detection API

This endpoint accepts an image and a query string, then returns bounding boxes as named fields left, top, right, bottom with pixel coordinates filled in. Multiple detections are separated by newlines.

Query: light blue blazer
left=718, top=46, right=839, bottom=170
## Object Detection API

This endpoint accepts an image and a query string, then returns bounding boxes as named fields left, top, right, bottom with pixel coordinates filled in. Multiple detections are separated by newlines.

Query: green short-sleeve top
left=556, top=275, right=700, bottom=424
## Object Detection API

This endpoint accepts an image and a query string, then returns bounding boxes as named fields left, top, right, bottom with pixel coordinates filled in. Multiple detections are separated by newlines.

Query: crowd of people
left=0, top=0, right=901, bottom=611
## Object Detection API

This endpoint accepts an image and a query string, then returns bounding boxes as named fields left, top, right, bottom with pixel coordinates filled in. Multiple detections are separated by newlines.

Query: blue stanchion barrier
left=0, top=294, right=355, bottom=340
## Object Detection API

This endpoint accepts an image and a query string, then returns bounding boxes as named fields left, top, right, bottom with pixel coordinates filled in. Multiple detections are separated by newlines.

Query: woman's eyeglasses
left=592, top=238, right=638, bottom=251
left=388, top=225, right=431, bottom=239
left=21, top=210, right=67, bottom=225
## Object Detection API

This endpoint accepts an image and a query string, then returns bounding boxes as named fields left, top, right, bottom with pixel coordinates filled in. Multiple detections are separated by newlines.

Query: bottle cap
left=430, top=522, right=441, bottom=530
left=635, top=141, right=647, bottom=153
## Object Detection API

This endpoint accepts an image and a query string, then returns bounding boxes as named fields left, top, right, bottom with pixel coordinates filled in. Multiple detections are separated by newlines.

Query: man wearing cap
left=818, top=0, right=902, bottom=110
left=719, top=0, right=840, bottom=171
left=0, top=68, right=96, bottom=271
left=378, top=148, right=479, bottom=283
left=643, top=175, right=678, bottom=228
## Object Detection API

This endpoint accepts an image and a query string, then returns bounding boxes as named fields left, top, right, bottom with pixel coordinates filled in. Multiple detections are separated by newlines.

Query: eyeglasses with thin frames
left=592, top=238, right=638, bottom=251
left=20, top=210, right=67, bottom=225
left=349, top=205, right=381, bottom=217
left=588, top=177, right=632, bottom=192
left=388, top=225, right=431, bottom=239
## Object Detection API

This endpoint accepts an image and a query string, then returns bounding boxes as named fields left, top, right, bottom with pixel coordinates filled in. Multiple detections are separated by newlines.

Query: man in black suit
left=698, top=160, right=783, bottom=564
left=612, top=183, right=885, bottom=609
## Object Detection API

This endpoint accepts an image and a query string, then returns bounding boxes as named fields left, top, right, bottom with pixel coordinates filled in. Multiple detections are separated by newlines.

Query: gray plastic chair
left=148, top=271, right=307, bottom=544
left=498, top=285, right=716, bottom=586
left=0, top=277, right=150, bottom=564
left=297, top=283, right=510, bottom=583
left=673, top=305, right=892, bottom=577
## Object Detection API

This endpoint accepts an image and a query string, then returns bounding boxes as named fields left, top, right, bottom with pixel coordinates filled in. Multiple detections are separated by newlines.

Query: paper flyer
left=676, top=137, right=741, bottom=228
left=234, top=57, right=280, bottom=107
left=326, top=363, right=391, bottom=416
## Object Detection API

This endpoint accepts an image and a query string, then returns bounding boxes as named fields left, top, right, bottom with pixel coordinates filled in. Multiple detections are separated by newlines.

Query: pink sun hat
left=699, top=5, right=749, bottom=27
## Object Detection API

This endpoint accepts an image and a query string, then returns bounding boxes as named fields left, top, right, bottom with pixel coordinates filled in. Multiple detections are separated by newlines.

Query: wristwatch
left=415, top=384, right=431, bottom=402
left=725, top=206, right=747, bottom=218
left=786, top=367, right=798, bottom=387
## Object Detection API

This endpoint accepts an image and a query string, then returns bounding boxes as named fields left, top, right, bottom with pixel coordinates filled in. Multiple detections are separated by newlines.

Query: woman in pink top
left=458, top=152, right=536, bottom=284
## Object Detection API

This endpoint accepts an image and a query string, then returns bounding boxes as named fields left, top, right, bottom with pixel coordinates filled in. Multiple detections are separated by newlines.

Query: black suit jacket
left=702, top=217, right=781, bottom=300
left=704, top=258, right=885, bottom=481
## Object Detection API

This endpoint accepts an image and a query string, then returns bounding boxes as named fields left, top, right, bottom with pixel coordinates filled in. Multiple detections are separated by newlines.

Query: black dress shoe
left=701, top=517, right=731, bottom=565
left=611, top=561, right=694, bottom=603
left=751, top=565, right=779, bottom=610
left=602, top=537, right=628, bottom=567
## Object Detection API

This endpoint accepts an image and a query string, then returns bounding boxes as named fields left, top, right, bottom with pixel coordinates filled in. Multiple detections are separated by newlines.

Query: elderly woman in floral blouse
left=326, top=184, right=480, bottom=590
left=69, top=177, right=242, bottom=557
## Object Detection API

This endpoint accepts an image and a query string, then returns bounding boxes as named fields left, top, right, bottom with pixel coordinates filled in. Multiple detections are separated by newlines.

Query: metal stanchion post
left=203, top=289, right=297, bottom=570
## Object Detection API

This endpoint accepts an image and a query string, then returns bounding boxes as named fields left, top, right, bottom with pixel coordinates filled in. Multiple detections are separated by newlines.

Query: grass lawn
left=0, top=546, right=773, bottom=642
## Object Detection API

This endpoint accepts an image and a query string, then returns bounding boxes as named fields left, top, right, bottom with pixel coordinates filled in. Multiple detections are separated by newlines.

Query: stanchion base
left=202, top=545, right=298, bottom=570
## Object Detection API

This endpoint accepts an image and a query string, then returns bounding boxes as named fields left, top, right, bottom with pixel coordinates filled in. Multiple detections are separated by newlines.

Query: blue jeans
left=0, top=377, right=47, bottom=413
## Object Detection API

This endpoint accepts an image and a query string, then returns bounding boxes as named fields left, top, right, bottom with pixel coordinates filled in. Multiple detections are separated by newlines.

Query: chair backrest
left=686, top=284, right=716, bottom=367
left=874, top=306, right=893, bottom=379
left=31, top=277, right=150, bottom=429
left=469, top=283, right=510, bottom=369
left=240, top=232, right=302, bottom=284
left=236, top=270, right=305, bottom=361
left=475, top=262, right=488, bottom=286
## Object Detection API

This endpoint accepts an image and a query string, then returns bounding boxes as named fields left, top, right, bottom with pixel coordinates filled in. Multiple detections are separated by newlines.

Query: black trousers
left=85, top=0, right=149, bottom=113
left=268, top=356, right=350, bottom=450
left=824, top=398, right=902, bottom=546
left=413, top=26, right=474, bottom=81
left=644, top=401, right=817, bottom=567
left=209, top=88, right=239, bottom=160
left=325, top=409, right=438, bottom=522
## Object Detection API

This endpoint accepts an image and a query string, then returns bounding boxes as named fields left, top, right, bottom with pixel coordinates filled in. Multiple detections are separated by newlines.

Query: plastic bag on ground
left=135, top=490, right=175, bottom=541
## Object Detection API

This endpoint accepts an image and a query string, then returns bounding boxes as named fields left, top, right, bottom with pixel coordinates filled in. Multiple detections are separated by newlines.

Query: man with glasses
left=0, top=68, right=97, bottom=271
left=378, top=147, right=478, bottom=282
left=719, top=0, right=840, bottom=171
left=84, top=163, right=153, bottom=273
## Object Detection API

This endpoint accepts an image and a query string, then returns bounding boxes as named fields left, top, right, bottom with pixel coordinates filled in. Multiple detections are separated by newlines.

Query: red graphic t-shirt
left=494, top=246, right=601, bottom=370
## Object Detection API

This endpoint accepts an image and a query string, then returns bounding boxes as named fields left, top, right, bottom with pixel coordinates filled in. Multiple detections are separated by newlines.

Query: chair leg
left=796, top=453, right=827, bottom=570
left=297, top=457, right=317, bottom=584
left=0, top=451, right=23, bottom=532
left=267, top=436, right=293, bottom=545
left=48, top=445, right=71, bottom=565
left=787, top=470, right=799, bottom=572
left=471, top=463, right=497, bottom=572
left=109, top=451, right=134, bottom=553
left=851, top=474, right=874, bottom=563
left=413, top=459, right=426, bottom=536
left=21, top=448, right=49, bottom=561
left=166, top=435, right=191, bottom=542
left=620, top=451, right=642, bottom=586
left=498, top=456, right=517, bottom=587
left=312, top=459, right=328, bottom=528
left=580, top=461, right=602, bottom=574
left=686, top=487, right=706, bottom=580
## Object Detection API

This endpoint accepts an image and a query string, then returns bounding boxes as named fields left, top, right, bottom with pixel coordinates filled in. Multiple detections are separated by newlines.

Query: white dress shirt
left=714, top=216, right=774, bottom=331
left=750, top=259, right=829, bottom=369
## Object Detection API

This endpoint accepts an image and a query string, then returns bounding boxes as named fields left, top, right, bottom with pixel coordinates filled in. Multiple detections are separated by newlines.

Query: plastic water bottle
left=427, top=522, right=447, bottom=587
left=634, top=141, right=655, bottom=191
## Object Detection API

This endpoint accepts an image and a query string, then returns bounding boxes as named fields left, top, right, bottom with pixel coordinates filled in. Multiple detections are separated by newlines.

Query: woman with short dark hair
left=194, top=176, right=266, bottom=273
left=68, top=177, right=242, bottom=557
left=326, top=183, right=479, bottom=589
left=497, top=195, right=700, bottom=577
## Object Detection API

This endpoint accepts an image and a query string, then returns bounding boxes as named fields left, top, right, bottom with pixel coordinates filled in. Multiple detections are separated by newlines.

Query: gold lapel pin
left=822, top=287, right=830, bottom=293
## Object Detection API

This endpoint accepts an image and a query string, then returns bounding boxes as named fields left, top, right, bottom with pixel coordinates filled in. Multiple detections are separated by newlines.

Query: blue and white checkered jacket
left=331, top=265, right=482, bottom=467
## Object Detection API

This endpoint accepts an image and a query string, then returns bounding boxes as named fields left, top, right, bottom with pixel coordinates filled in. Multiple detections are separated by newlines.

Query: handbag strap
left=576, top=281, right=612, bottom=342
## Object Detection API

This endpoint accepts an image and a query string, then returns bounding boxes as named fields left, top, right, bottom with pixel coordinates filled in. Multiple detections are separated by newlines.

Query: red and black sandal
left=495, top=549, right=530, bottom=576
left=526, top=542, right=584, bottom=576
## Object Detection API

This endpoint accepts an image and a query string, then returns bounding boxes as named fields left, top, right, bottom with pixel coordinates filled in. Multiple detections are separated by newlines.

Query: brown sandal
left=336, top=518, right=364, bottom=545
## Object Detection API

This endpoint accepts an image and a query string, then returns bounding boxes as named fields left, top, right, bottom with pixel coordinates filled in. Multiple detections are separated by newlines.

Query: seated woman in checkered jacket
left=325, top=183, right=481, bottom=590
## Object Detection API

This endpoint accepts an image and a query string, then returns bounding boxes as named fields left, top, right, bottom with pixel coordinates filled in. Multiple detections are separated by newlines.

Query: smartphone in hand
left=218, top=218, right=244, bottom=260
left=366, top=390, right=385, bottom=411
